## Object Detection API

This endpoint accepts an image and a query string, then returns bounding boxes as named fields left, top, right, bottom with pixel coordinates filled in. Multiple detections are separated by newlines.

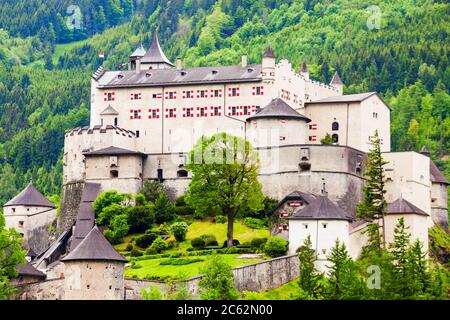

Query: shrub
left=135, top=231, right=158, bottom=248
left=216, top=215, right=227, bottom=224
left=104, top=214, right=129, bottom=244
left=207, top=240, right=219, bottom=246
left=171, top=222, right=188, bottom=242
left=156, top=223, right=172, bottom=236
left=243, top=217, right=265, bottom=229
left=97, top=203, right=125, bottom=226
left=165, top=237, right=176, bottom=249
left=130, top=248, right=143, bottom=257
left=200, top=234, right=216, bottom=245
left=251, top=238, right=268, bottom=251
left=154, top=193, right=176, bottom=224
left=222, top=239, right=240, bottom=248
left=149, top=237, right=168, bottom=253
left=145, top=247, right=156, bottom=255
left=191, top=237, right=206, bottom=249
left=125, top=243, right=134, bottom=251
left=93, top=190, right=124, bottom=215
left=198, top=255, right=239, bottom=300
left=263, top=237, right=288, bottom=258
left=127, top=205, right=154, bottom=233
left=159, top=257, right=204, bottom=266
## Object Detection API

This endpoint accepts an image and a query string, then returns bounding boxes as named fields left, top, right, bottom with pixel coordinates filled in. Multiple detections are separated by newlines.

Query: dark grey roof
left=387, top=197, right=428, bottom=216
left=34, top=229, right=71, bottom=269
left=27, top=248, right=37, bottom=258
left=246, top=98, right=311, bottom=122
left=98, top=64, right=262, bottom=88
left=263, top=45, right=275, bottom=58
left=306, top=92, right=377, bottom=104
left=62, top=226, right=127, bottom=262
left=289, top=195, right=353, bottom=221
left=419, top=146, right=430, bottom=156
left=83, top=146, right=146, bottom=157
left=69, top=183, right=101, bottom=251
left=271, top=191, right=317, bottom=213
left=330, top=71, right=343, bottom=85
left=17, top=262, right=46, bottom=278
left=130, top=42, right=146, bottom=58
left=430, top=161, right=449, bottom=185
left=100, top=105, right=119, bottom=115
left=140, top=30, right=174, bottom=66
left=4, top=182, right=56, bottom=208
left=300, top=61, right=308, bottom=73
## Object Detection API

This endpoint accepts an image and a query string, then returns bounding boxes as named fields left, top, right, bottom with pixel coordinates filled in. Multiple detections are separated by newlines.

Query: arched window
left=332, top=134, right=339, bottom=143
left=332, top=121, right=339, bottom=131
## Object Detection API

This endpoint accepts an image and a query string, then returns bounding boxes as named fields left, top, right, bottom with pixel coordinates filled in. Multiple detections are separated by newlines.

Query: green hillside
left=0, top=0, right=448, bottom=205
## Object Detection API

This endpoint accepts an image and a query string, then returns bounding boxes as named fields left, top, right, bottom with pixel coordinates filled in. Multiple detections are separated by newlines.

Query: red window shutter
left=130, top=93, right=134, bottom=100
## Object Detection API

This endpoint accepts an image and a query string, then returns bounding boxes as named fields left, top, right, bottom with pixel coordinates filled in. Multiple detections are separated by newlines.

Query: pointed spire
left=130, top=42, right=146, bottom=58
left=300, top=60, right=308, bottom=73
left=330, top=71, right=343, bottom=86
left=263, top=44, right=275, bottom=58
left=420, top=146, right=430, bottom=157
left=140, top=29, right=174, bottom=66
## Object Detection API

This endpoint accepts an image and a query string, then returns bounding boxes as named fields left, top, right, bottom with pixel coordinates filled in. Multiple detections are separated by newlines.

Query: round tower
left=62, top=225, right=126, bottom=300
left=246, top=98, right=311, bottom=149
left=261, top=45, right=276, bottom=84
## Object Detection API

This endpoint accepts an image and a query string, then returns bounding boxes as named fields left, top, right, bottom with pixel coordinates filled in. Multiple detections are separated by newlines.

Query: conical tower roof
left=246, top=98, right=311, bottom=122
left=62, top=225, right=126, bottom=262
left=300, top=61, right=308, bottom=73
left=330, top=71, right=343, bottom=85
left=140, top=30, right=174, bottom=66
left=130, top=42, right=146, bottom=58
left=100, top=105, right=119, bottom=116
left=4, top=182, right=56, bottom=208
left=263, top=44, right=275, bottom=58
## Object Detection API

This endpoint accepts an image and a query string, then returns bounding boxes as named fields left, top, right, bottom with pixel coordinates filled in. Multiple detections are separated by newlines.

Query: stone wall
left=57, top=181, right=85, bottom=233
left=125, top=254, right=299, bottom=300
left=13, top=278, right=64, bottom=300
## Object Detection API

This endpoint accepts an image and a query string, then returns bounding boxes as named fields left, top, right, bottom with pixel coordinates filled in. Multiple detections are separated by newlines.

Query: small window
left=12, top=208, right=15, bottom=213
left=87, top=285, right=90, bottom=289
left=186, top=91, right=191, bottom=98
left=232, top=106, right=237, bottom=116
left=18, top=221, right=24, bottom=227
left=157, top=169, right=163, bottom=181
left=107, top=93, right=113, bottom=101
left=231, top=88, right=237, bottom=96
left=109, top=285, right=112, bottom=290
left=152, top=94, right=157, bottom=98
left=186, top=109, right=191, bottom=117
left=243, top=106, right=248, bottom=115
left=134, top=93, right=139, bottom=100
left=322, top=223, right=328, bottom=229
left=332, top=122, right=339, bottom=131
left=332, top=134, right=339, bottom=143
left=200, top=108, right=205, bottom=117
left=169, top=109, right=174, bottom=118
left=373, top=112, right=378, bottom=119
left=214, top=89, right=220, bottom=97
left=134, top=110, right=139, bottom=119
left=214, top=107, right=220, bottom=116
left=136, top=130, right=140, bottom=138
left=177, top=169, right=188, bottom=178
left=110, top=170, right=119, bottom=178
left=255, top=106, right=261, bottom=113
left=152, top=109, right=157, bottom=118
left=303, top=224, right=308, bottom=229
left=114, top=117, right=118, bottom=126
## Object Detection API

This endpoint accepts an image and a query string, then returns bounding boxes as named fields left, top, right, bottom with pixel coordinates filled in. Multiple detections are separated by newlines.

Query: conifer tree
left=297, top=236, right=323, bottom=299
left=357, top=130, right=388, bottom=248
left=326, top=240, right=363, bottom=299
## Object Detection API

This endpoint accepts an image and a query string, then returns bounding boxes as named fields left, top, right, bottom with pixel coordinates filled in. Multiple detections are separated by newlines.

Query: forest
left=0, top=0, right=448, bottom=206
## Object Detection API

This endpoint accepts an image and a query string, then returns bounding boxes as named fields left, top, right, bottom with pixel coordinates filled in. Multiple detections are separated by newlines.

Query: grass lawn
left=186, top=221, right=269, bottom=245
left=53, top=40, right=85, bottom=63
left=241, top=279, right=299, bottom=300
left=125, top=254, right=263, bottom=280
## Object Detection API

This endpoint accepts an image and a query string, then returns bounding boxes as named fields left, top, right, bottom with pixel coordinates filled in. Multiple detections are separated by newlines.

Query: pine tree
left=357, top=130, right=388, bottom=248
left=326, top=240, right=363, bottom=299
left=297, top=236, right=324, bottom=299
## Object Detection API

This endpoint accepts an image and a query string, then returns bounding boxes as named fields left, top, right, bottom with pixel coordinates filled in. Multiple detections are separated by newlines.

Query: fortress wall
left=13, top=278, right=64, bottom=300
left=57, top=181, right=85, bottom=233
left=124, top=254, right=299, bottom=299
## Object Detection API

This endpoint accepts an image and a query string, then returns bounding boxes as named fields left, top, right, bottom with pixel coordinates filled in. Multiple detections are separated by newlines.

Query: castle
left=4, top=31, right=448, bottom=298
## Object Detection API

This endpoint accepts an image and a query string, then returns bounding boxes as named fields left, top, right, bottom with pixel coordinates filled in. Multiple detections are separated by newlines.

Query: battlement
left=65, top=125, right=136, bottom=138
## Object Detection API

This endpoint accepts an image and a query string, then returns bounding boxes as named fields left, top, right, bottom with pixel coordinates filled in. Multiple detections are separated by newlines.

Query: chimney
left=176, top=58, right=182, bottom=70
left=241, top=55, right=247, bottom=68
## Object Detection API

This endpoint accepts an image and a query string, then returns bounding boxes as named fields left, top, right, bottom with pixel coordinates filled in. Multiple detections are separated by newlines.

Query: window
left=169, top=92, right=174, bottom=99
left=136, top=130, right=140, bottom=138
left=186, top=91, right=191, bottom=98
left=157, top=169, right=164, bottom=181
left=186, top=109, right=191, bottom=117
left=255, top=106, right=261, bottom=113
left=332, top=133, right=339, bottom=143
left=148, top=109, right=160, bottom=119
left=303, top=224, right=308, bottom=229
left=332, top=121, right=339, bottom=131
left=214, top=106, right=220, bottom=116
left=228, top=87, right=239, bottom=97
left=110, top=170, right=118, bottom=178
left=322, top=223, right=328, bottom=229
left=200, top=108, right=205, bottom=117
left=18, top=221, right=24, bottom=227
left=252, top=86, right=264, bottom=95
left=309, top=136, right=317, bottom=142
left=165, top=91, right=176, bottom=99
left=232, top=106, right=237, bottom=116
left=131, top=93, right=141, bottom=100
left=130, top=109, right=141, bottom=120
left=309, top=124, right=317, bottom=130
left=373, top=112, right=378, bottom=119
left=165, top=108, right=176, bottom=118
left=177, top=168, right=188, bottom=177
left=169, top=109, right=174, bottom=117
left=12, top=208, right=15, bottom=213
left=114, top=117, right=118, bottom=126
left=134, top=110, right=139, bottom=119
left=214, top=89, right=220, bottom=97
left=104, top=92, right=115, bottom=101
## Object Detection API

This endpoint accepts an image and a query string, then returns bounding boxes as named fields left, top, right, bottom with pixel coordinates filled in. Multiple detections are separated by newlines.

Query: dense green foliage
left=0, top=212, right=26, bottom=299
left=198, top=254, right=239, bottom=300
left=0, top=0, right=448, bottom=209
left=263, top=237, right=288, bottom=258
left=297, top=219, right=449, bottom=300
